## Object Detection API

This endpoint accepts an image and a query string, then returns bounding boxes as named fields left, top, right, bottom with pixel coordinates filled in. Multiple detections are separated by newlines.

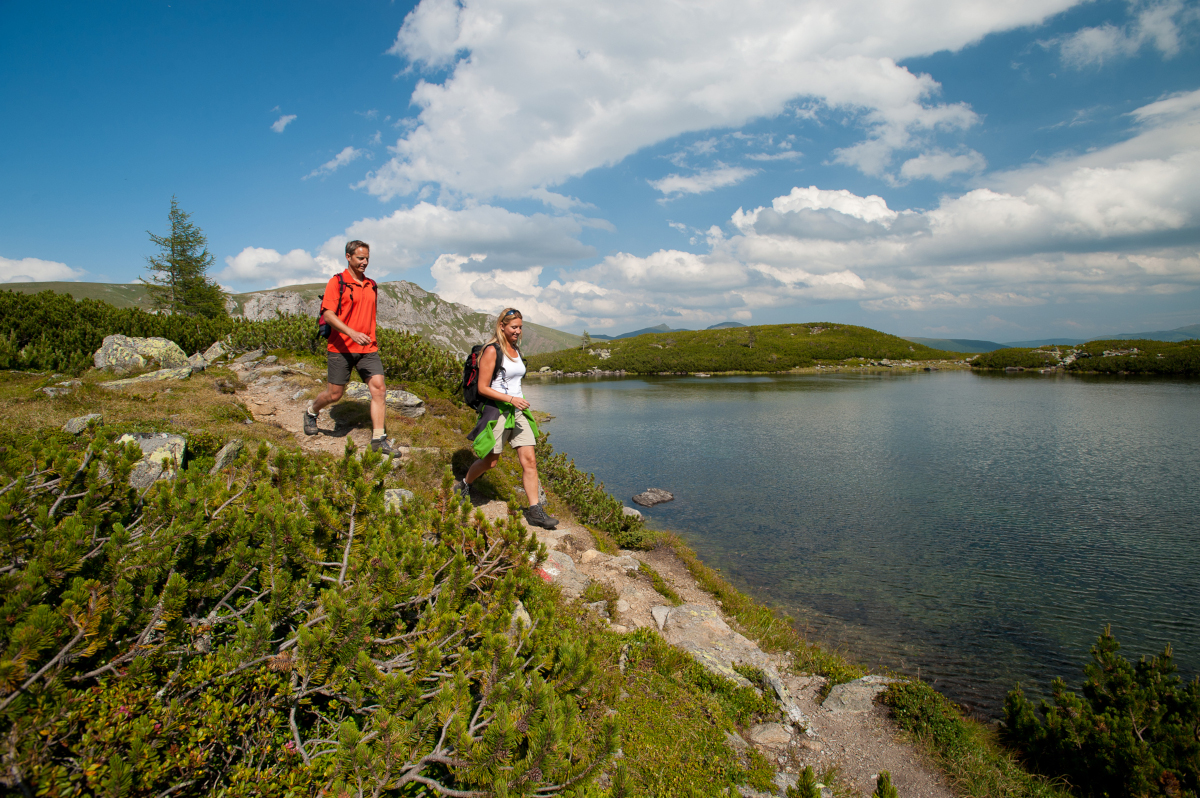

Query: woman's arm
left=476, top=345, right=530, bottom=410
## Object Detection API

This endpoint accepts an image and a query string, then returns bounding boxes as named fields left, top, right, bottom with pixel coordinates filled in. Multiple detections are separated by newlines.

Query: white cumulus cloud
left=650, top=166, right=758, bottom=197
left=900, top=149, right=987, bottom=181
left=305, top=146, right=367, bottom=179
left=0, top=255, right=85, bottom=283
left=271, top=114, right=297, bottom=133
left=364, top=0, right=1081, bottom=201
left=1057, top=0, right=1193, bottom=67
left=223, top=203, right=595, bottom=292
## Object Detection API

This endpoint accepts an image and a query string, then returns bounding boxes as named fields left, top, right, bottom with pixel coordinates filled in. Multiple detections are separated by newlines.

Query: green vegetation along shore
left=970, top=338, right=1200, bottom=376
left=528, top=323, right=957, bottom=374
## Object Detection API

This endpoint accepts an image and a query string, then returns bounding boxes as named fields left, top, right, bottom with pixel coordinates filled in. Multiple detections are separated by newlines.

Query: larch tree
left=143, top=196, right=227, bottom=318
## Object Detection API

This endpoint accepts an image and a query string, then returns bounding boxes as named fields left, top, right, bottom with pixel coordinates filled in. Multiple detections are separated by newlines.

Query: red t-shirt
left=321, top=270, right=378, bottom=354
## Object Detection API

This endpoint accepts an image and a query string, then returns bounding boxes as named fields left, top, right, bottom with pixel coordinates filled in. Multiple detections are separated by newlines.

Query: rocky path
left=235, top=358, right=955, bottom=798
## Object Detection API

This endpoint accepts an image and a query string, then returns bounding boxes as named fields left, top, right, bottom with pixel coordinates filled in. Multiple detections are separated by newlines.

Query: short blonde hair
left=486, top=307, right=523, bottom=347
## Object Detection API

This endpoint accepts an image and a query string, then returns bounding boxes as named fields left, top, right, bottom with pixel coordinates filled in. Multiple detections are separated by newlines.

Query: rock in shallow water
left=632, top=487, right=674, bottom=507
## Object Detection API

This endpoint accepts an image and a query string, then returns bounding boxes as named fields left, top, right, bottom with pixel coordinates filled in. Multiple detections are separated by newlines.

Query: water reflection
left=524, top=371, right=1200, bottom=718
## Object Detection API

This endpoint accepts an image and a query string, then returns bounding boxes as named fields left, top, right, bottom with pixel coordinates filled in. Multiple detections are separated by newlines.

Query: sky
left=2, top=0, right=1199, bottom=340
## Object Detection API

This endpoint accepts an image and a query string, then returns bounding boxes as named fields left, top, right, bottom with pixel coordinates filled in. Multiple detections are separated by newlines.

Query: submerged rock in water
left=633, top=488, right=674, bottom=507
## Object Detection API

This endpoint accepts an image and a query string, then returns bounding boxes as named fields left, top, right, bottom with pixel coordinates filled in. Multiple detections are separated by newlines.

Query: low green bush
left=0, top=428, right=616, bottom=796
left=970, top=347, right=1061, bottom=370
left=881, top=680, right=1070, bottom=798
left=0, top=289, right=232, bottom=374
left=1003, top=628, right=1200, bottom=797
left=227, top=315, right=462, bottom=396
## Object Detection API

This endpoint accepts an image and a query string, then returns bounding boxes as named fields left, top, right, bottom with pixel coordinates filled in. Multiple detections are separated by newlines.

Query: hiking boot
left=302, top=410, right=319, bottom=436
left=371, top=436, right=402, bottom=458
left=454, top=479, right=472, bottom=504
left=523, top=503, right=558, bottom=530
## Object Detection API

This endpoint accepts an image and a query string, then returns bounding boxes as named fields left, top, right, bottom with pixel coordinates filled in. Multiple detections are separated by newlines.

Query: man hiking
left=302, top=240, right=400, bottom=456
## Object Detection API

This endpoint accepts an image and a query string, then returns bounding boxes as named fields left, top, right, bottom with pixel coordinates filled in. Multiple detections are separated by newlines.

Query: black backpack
left=462, top=342, right=511, bottom=410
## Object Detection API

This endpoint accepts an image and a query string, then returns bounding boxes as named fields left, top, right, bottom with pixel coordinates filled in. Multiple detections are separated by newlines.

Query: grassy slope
left=530, top=322, right=962, bottom=373
left=3, top=280, right=156, bottom=309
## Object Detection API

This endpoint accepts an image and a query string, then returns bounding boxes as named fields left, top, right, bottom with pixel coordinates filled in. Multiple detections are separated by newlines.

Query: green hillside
left=971, top=338, right=1200, bottom=375
left=3, top=281, right=156, bottom=309
left=529, top=322, right=960, bottom=373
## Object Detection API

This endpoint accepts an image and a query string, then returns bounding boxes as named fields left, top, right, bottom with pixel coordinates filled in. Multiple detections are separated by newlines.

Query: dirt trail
left=237, top=361, right=954, bottom=798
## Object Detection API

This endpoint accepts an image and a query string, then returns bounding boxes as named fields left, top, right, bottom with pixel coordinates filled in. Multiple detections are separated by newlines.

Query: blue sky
left=2, top=0, right=1198, bottom=340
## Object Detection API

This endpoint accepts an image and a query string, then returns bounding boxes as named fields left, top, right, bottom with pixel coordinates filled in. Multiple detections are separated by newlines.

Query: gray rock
left=632, top=487, right=674, bottom=507
left=384, top=488, right=416, bottom=512
left=188, top=353, right=208, bottom=371
left=659, top=604, right=767, bottom=688
left=291, top=390, right=307, bottom=401
left=535, top=549, right=590, bottom=599
left=510, top=599, right=532, bottom=636
left=724, top=730, right=749, bottom=751
left=621, top=505, right=643, bottom=519
left=100, top=366, right=194, bottom=389
left=202, top=339, right=227, bottom=362
left=93, top=334, right=189, bottom=374
left=584, top=600, right=610, bottom=618
left=341, top=382, right=426, bottom=419
left=62, top=412, right=102, bottom=432
left=747, top=722, right=792, bottom=748
left=821, top=674, right=900, bottom=714
left=63, top=414, right=103, bottom=434
left=651, top=605, right=671, bottom=631
left=209, top=439, right=244, bottom=474
left=40, top=386, right=71, bottom=398
left=262, top=355, right=277, bottom=364
left=234, top=348, right=264, bottom=364
left=116, top=433, right=186, bottom=491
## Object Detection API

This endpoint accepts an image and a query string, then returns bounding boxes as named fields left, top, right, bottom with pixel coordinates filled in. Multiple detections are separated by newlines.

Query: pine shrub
left=1002, top=628, right=1200, bottom=798
left=0, top=428, right=616, bottom=796
left=873, top=770, right=899, bottom=798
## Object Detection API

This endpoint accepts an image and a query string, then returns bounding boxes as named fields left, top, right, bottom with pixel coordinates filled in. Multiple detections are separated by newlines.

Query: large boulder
left=342, top=382, right=426, bottom=418
left=116, top=432, right=186, bottom=491
left=93, top=334, right=189, bottom=374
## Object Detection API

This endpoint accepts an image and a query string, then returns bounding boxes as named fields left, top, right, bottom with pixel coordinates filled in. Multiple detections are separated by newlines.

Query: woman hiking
left=458, top=308, right=559, bottom=530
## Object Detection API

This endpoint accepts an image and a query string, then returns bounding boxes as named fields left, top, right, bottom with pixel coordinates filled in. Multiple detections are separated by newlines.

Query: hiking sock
left=372, top=429, right=385, bottom=440
left=306, top=402, right=317, bottom=417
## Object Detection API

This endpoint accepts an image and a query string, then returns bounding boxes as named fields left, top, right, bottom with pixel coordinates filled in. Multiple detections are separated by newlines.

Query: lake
left=522, top=370, right=1200, bottom=717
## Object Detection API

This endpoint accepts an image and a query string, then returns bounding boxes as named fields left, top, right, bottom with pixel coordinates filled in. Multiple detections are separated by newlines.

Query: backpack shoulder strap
left=333, top=274, right=347, bottom=317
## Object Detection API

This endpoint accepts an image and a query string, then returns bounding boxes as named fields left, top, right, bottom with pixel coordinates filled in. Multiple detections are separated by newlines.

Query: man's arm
left=321, top=308, right=372, bottom=346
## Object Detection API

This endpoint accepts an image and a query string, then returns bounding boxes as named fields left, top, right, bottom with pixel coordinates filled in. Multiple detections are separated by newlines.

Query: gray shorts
left=327, top=351, right=385, bottom=386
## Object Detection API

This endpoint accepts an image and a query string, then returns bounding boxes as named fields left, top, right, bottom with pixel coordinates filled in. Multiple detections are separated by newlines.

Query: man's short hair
left=345, top=240, right=370, bottom=257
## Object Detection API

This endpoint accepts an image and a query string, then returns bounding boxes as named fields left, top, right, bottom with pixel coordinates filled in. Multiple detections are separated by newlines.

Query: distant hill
left=530, top=322, right=954, bottom=374
left=1004, top=323, right=1200, bottom=347
left=3, top=280, right=581, bottom=357
left=706, top=321, right=746, bottom=330
left=589, top=323, right=693, bottom=341
left=903, top=337, right=1006, bottom=354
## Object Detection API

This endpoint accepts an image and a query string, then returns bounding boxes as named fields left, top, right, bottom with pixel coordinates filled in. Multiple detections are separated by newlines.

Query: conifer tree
left=143, top=196, right=227, bottom=318
left=873, top=770, right=899, bottom=798
left=580, top=330, right=591, bottom=348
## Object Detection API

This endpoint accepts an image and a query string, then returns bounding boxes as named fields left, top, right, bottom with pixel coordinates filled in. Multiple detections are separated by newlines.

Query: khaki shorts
left=494, top=409, right=536, bottom=453
left=327, top=351, right=384, bottom=386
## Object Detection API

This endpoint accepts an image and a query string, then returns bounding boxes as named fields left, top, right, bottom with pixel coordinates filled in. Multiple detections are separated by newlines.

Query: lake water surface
left=522, top=371, right=1200, bottom=717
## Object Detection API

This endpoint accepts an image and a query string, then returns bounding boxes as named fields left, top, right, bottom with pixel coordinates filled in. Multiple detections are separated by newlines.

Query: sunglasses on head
left=502, top=309, right=522, bottom=319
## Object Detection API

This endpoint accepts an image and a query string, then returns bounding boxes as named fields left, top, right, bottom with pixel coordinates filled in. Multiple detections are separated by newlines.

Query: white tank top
left=490, top=345, right=526, bottom=399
